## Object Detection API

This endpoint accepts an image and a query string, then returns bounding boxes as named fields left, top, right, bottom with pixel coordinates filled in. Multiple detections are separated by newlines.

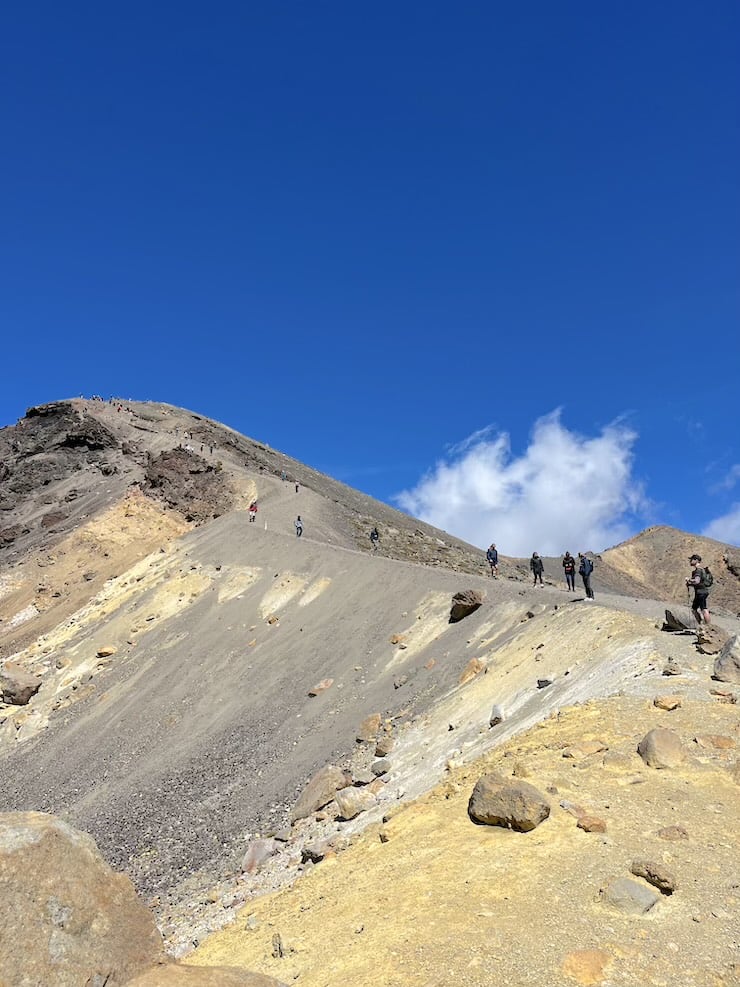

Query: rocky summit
left=0, top=398, right=739, bottom=987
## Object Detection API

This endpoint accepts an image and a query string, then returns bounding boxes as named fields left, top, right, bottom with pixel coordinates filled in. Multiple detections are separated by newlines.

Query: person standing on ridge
left=295, top=516, right=303, bottom=537
left=370, top=527, right=380, bottom=551
left=530, top=552, right=544, bottom=586
left=248, top=501, right=258, bottom=523
left=486, top=543, right=499, bottom=577
left=562, top=551, right=576, bottom=591
left=686, top=554, right=712, bottom=625
left=578, top=552, right=595, bottom=600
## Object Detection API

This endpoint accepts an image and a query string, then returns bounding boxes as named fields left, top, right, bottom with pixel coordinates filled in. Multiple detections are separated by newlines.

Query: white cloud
left=395, top=411, right=646, bottom=556
left=702, top=504, right=740, bottom=546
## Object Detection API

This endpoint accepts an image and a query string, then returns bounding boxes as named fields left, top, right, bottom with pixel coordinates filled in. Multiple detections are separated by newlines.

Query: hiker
left=562, top=551, right=576, bottom=591
left=686, top=554, right=712, bottom=625
left=578, top=553, right=595, bottom=600
left=248, top=502, right=258, bottom=523
left=295, top=515, right=303, bottom=537
left=530, top=552, right=544, bottom=586
left=370, top=527, right=380, bottom=551
left=295, top=481, right=300, bottom=494
left=486, top=543, right=499, bottom=577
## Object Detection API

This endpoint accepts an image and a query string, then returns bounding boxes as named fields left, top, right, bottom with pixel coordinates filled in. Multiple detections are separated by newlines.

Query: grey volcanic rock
left=601, top=877, right=660, bottom=914
left=449, top=589, right=483, bottom=623
left=637, top=728, right=685, bottom=769
left=713, top=635, right=740, bottom=684
left=468, top=773, right=550, bottom=832
left=0, top=663, right=42, bottom=705
left=0, top=811, right=165, bottom=986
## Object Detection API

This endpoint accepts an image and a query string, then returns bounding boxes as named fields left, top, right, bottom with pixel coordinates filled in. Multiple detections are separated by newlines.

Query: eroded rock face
left=637, top=728, right=685, bottom=769
left=468, top=773, right=550, bottom=832
left=449, top=589, right=483, bottom=623
left=0, top=811, right=165, bottom=986
left=713, top=635, right=740, bottom=684
left=0, top=663, right=42, bottom=705
left=125, top=963, right=288, bottom=986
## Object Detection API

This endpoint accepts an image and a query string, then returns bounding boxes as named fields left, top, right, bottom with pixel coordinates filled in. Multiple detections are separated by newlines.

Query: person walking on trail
left=294, top=515, right=303, bottom=537
left=370, top=526, right=380, bottom=551
left=486, top=544, right=499, bottom=578
left=686, top=554, right=712, bottom=625
left=530, top=552, right=544, bottom=586
left=248, top=502, right=258, bottom=523
left=578, top=553, right=595, bottom=600
left=295, top=481, right=300, bottom=494
left=562, top=551, right=576, bottom=591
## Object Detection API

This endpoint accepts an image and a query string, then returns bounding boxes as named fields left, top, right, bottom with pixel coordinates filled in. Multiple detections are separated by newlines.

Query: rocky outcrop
left=468, top=773, right=550, bottom=831
left=141, top=449, right=233, bottom=523
left=0, top=663, right=42, bottom=705
left=713, top=635, right=740, bottom=684
left=449, top=589, right=483, bottom=623
left=0, top=812, right=165, bottom=986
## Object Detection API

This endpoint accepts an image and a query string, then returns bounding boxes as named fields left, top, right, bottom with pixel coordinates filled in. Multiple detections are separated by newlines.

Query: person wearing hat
left=686, top=554, right=711, bottom=625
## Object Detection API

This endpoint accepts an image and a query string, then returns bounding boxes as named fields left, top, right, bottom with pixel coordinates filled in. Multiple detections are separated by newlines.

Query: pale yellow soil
left=190, top=697, right=740, bottom=987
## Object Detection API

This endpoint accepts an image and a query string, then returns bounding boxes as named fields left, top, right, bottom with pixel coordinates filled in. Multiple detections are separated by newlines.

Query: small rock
left=356, top=713, right=382, bottom=743
left=537, top=678, right=553, bottom=689
left=334, top=787, right=377, bottom=820
left=713, top=635, right=740, bottom=684
left=653, top=695, right=682, bottom=711
left=449, top=589, right=484, bottom=623
left=657, top=825, right=689, bottom=841
left=374, top=736, right=395, bottom=757
left=662, top=659, right=682, bottom=676
left=468, top=773, right=550, bottom=832
left=601, top=877, right=660, bottom=914
left=241, top=838, right=277, bottom=875
left=290, top=765, right=351, bottom=822
left=694, top=734, right=735, bottom=750
left=96, top=646, right=117, bottom=658
left=577, top=815, right=607, bottom=833
left=0, top=665, right=42, bottom=706
left=371, top=759, right=391, bottom=777
left=637, top=728, right=685, bottom=769
left=301, top=843, right=327, bottom=864
left=489, top=704, right=504, bottom=727
left=307, top=678, right=333, bottom=697
left=630, top=859, right=676, bottom=895
left=561, top=949, right=613, bottom=985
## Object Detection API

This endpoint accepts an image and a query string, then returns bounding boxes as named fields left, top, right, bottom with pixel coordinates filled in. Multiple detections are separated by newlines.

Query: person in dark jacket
left=530, top=552, right=544, bottom=586
left=562, top=551, right=576, bottom=591
left=370, top=527, right=380, bottom=551
left=578, top=552, right=594, bottom=599
left=486, top=543, right=499, bottom=577
left=686, top=554, right=711, bottom=624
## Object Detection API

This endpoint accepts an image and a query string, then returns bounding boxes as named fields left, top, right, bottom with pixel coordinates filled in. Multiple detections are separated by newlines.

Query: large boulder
left=449, top=589, right=484, bottom=623
left=125, top=963, right=287, bottom=986
left=290, top=765, right=351, bottom=823
left=713, top=635, right=740, bottom=684
left=637, top=728, right=685, bottom=769
left=468, top=773, right=550, bottom=832
left=0, top=812, right=165, bottom=986
left=0, top=663, right=42, bottom=705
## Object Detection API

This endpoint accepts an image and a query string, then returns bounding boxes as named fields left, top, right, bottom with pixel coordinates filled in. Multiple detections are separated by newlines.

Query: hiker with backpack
left=578, top=553, right=595, bottom=600
left=369, top=527, right=380, bottom=551
left=530, top=552, right=544, bottom=586
left=686, top=554, right=712, bottom=625
left=248, top=501, right=258, bottom=523
left=295, top=515, right=303, bottom=537
left=562, top=551, right=576, bottom=591
left=486, top=543, right=499, bottom=578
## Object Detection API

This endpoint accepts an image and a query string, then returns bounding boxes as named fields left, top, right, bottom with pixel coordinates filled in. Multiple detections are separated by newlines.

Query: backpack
left=701, top=568, right=714, bottom=589
left=580, top=558, right=593, bottom=576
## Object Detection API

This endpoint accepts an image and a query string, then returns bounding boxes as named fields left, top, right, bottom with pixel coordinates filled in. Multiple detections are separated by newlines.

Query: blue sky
left=1, top=2, right=738, bottom=551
